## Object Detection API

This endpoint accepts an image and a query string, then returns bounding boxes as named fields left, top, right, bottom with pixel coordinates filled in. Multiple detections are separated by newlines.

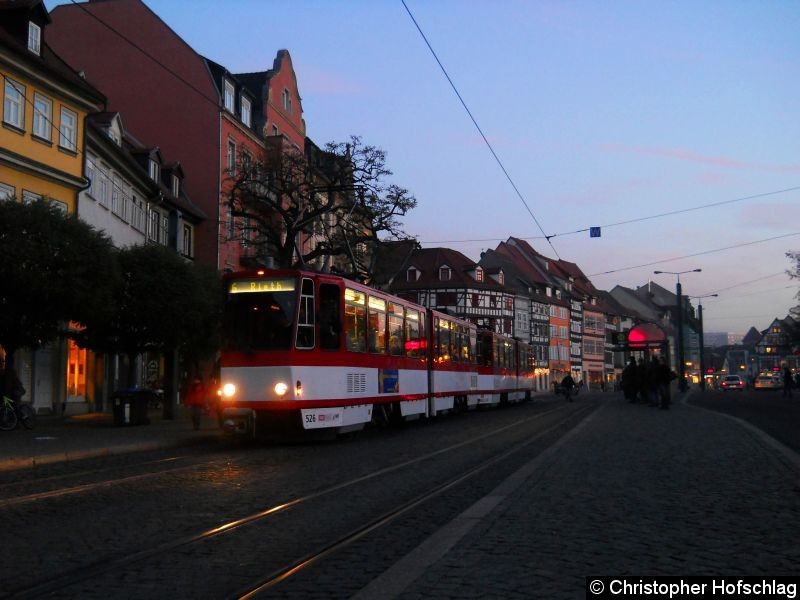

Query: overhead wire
left=67, top=0, right=223, bottom=111
left=586, top=232, right=800, bottom=277
left=422, top=185, right=800, bottom=244
left=400, top=0, right=559, bottom=259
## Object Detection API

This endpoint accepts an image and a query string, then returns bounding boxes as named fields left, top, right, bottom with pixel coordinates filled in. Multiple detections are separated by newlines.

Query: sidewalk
left=0, top=408, right=224, bottom=472
left=361, top=394, right=800, bottom=598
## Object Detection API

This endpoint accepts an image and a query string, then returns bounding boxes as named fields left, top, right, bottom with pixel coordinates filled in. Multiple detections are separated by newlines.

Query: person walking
left=184, top=377, right=206, bottom=430
left=621, top=357, right=637, bottom=402
left=656, top=356, right=675, bottom=410
left=561, top=373, right=576, bottom=402
left=783, top=366, right=793, bottom=398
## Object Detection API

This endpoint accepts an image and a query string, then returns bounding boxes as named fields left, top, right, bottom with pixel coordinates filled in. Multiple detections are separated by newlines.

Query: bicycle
left=0, top=396, right=35, bottom=430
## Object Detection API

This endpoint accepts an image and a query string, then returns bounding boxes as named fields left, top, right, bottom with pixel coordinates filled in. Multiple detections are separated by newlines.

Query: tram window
left=344, top=288, right=366, bottom=352
left=405, top=309, right=422, bottom=358
left=387, top=303, right=404, bottom=356
left=437, top=319, right=451, bottom=362
left=368, top=296, right=387, bottom=354
left=319, top=284, right=341, bottom=350
left=469, top=329, right=477, bottom=364
left=459, top=326, right=470, bottom=362
left=296, top=278, right=315, bottom=349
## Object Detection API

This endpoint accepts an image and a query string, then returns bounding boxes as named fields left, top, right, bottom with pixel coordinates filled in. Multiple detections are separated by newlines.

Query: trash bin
left=111, top=388, right=152, bottom=426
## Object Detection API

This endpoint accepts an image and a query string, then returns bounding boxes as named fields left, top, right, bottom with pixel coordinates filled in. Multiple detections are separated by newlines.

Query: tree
left=0, top=200, right=115, bottom=371
left=78, top=244, right=222, bottom=387
left=788, top=250, right=800, bottom=319
left=225, top=135, right=417, bottom=282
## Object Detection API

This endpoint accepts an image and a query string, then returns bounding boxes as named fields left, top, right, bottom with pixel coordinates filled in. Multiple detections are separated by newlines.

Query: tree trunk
left=126, top=353, right=138, bottom=388
left=162, top=347, right=179, bottom=420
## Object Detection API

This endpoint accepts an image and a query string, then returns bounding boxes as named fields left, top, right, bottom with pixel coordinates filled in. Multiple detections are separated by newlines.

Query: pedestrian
left=184, top=376, right=206, bottom=430
left=645, top=357, right=660, bottom=406
left=655, top=356, right=674, bottom=410
left=782, top=366, right=793, bottom=398
left=561, top=373, right=576, bottom=402
left=621, top=357, right=637, bottom=402
left=2, top=366, right=25, bottom=406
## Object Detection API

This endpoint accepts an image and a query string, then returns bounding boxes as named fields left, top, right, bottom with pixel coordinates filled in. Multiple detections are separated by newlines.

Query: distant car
left=720, top=375, right=745, bottom=391
left=754, top=374, right=781, bottom=390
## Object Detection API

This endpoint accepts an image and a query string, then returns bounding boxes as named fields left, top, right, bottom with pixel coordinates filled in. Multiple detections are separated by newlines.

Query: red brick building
left=47, top=0, right=306, bottom=271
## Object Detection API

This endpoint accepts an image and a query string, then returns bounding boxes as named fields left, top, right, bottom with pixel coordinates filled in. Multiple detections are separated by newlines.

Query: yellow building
left=1, top=0, right=104, bottom=209
left=1, top=0, right=105, bottom=413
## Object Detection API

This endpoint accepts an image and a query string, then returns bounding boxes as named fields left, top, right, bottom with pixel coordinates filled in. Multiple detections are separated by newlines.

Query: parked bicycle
left=0, top=395, right=35, bottom=431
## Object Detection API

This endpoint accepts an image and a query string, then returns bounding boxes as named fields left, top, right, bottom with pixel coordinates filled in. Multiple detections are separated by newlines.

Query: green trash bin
left=111, top=389, right=152, bottom=426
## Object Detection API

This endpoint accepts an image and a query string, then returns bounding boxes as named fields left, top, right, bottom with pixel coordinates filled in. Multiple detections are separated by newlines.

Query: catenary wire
left=67, top=0, right=223, bottom=112
left=422, top=185, right=800, bottom=244
left=586, top=231, right=800, bottom=277
left=400, top=0, right=559, bottom=259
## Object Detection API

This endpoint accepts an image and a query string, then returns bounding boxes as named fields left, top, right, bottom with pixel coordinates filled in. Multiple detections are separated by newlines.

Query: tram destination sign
left=229, top=278, right=296, bottom=294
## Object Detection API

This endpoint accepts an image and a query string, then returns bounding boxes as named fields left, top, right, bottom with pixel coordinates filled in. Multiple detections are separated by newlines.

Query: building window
left=241, top=150, right=252, bottom=175
left=97, top=168, right=110, bottom=207
left=28, top=22, right=41, bottom=55
left=0, top=182, right=15, bottom=201
left=59, top=107, right=78, bottom=151
left=475, top=268, right=483, bottom=282
left=241, top=97, right=251, bottom=127
left=282, top=88, right=292, bottom=113
left=148, top=159, right=159, bottom=182
left=32, top=93, right=52, bottom=141
left=272, top=124, right=279, bottom=136
left=227, top=139, right=236, bottom=174
left=407, top=267, right=419, bottom=282
left=131, top=197, right=146, bottom=232
left=182, top=224, right=193, bottom=257
left=439, top=266, right=451, bottom=281
left=3, top=79, right=24, bottom=129
left=171, top=175, right=179, bottom=197
left=22, top=190, right=42, bottom=204
left=224, top=80, right=235, bottom=113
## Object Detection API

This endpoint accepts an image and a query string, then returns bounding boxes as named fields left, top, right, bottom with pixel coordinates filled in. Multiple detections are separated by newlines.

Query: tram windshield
left=223, top=278, right=297, bottom=351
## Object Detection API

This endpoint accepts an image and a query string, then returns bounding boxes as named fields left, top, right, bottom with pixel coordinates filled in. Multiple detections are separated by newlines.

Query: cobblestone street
left=395, top=397, right=800, bottom=599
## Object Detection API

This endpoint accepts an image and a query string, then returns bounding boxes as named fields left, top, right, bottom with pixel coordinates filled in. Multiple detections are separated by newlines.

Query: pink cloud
left=301, top=67, right=365, bottom=96
left=600, top=143, right=800, bottom=173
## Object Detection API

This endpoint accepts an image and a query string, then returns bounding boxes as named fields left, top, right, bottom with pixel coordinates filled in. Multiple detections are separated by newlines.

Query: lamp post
left=691, top=293, right=719, bottom=392
left=654, top=269, right=702, bottom=392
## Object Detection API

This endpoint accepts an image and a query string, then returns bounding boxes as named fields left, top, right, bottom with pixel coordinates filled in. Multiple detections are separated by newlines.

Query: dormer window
left=171, top=175, right=179, bottom=197
left=148, top=159, right=159, bottom=182
left=546, top=287, right=552, bottom=297
left=240, top=96, right=251, bottom=127
left=272, top=124, right=279, bottom=136
left=224, top=80, right=235, bottom=113
left=475, top=267, right=484, bottom=282
left=439, top=266, right=451, bottom=281
left=282, top=88, right=292, bottom=113
left=28, top=22, right=41, bottom=55
left=407, top=267, right=419, bottom=282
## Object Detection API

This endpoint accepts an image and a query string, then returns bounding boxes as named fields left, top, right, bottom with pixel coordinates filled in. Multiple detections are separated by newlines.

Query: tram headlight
left=221, top=383, right=237, bottom=399
left=274, top=382, right=288, bottom=397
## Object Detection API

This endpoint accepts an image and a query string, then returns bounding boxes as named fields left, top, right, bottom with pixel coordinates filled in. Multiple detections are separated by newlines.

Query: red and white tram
left=218, top=269, right=535, bottom=436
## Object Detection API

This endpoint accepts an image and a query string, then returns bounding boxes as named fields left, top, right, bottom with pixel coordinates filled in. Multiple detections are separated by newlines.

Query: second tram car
left=219, top=269, right=535, bottom=436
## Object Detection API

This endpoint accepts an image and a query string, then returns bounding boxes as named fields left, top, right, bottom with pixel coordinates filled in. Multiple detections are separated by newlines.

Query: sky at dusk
left=49, top=0, right=800, bottom=334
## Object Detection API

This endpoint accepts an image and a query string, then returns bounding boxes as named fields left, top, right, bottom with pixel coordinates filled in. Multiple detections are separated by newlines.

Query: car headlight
left=222, top=383, right=236, bottom=398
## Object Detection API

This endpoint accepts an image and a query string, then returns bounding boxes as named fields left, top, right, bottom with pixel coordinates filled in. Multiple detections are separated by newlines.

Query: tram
left=218, top=268, right=535, bottom=436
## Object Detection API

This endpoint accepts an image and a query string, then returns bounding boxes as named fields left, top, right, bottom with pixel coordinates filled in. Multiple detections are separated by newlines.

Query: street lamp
left=654, top=269, right=702, bottom=392
left=691, top=293, right=719, bottom=392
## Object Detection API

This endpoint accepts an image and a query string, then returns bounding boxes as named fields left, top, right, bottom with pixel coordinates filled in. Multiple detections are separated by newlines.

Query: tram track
left=0, top=454, right=241, bottom=507
left=235, top=402, right=598, bottom=599
left=6, top=400, right=595, bottom=599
